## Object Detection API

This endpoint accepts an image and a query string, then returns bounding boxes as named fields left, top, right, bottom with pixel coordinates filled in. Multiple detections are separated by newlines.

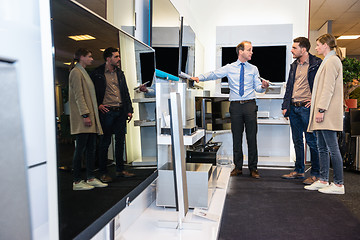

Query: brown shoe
left=230, top=168, right=242, bottom=176
left=303, top=176, right=318, bottom=185
left=250, top=170, right=260, bottom=179
left=100, top=174, right=113, bottom=183
left=116, top=171, right=135, bottom=178
left=281, top=171, right=304, bottom=179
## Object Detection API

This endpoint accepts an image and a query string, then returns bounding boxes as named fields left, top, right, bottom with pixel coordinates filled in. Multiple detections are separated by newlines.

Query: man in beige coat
left=69, top=48, right=107, bottom=191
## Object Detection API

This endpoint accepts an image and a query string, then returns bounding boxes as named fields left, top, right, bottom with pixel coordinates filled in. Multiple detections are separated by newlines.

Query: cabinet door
left=0, top=61, right=32, bottom=240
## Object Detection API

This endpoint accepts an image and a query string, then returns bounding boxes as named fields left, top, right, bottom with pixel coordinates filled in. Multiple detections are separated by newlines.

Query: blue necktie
left=239, top=63, right=245, bottom=96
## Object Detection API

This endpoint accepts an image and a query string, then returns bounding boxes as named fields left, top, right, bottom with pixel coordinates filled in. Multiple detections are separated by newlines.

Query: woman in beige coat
left=69, top=48, right=107, bottom=190
left=305, top=34, right=344, bottom=194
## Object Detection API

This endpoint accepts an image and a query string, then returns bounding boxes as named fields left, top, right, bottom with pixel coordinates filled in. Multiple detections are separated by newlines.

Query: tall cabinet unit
left=199, top=84, right=295, bottom=167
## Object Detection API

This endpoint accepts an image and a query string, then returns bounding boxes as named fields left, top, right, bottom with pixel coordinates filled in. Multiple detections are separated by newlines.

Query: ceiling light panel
left=337, top=35, right=360, bottom=40
left=68, top=34, right=96, bottom=41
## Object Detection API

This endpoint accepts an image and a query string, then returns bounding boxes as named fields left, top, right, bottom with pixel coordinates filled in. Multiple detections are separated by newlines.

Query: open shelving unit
left=196, top=83, right=294, bottom=167
left=131, top=96, right=157, bottom=166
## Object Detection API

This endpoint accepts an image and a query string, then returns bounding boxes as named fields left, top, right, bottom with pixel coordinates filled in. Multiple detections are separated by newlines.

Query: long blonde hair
left=316, top=34, right=344, bottom=60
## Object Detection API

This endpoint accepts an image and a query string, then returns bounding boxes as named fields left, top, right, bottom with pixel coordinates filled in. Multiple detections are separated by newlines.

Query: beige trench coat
left=69, top=64, right=103, bottom=135
left=307, top=51, right=344, bottom=132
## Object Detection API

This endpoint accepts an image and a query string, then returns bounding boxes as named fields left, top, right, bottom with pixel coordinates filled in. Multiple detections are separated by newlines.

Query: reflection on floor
left=58, top=164, right=156, bottom=240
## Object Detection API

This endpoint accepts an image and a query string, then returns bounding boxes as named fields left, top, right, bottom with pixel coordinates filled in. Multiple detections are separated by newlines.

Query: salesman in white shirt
left=192, top=41, right=269, bottom=178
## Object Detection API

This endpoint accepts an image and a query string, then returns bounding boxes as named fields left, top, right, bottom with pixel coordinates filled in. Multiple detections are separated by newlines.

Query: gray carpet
left=218, top=168, right=360, bottom=240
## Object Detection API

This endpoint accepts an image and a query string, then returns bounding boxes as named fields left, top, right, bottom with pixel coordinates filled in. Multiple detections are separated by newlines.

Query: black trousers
left=73, top=133, right=96, bottom=182
left=229, top=101, right=258, bottom=171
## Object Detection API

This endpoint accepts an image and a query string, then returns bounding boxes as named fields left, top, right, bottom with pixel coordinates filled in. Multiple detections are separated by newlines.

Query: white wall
left=0, top=0, right=58, bottom=239
left=107, top=0, right=134, bottom=28
left=153, top=0, right=180, bottom=27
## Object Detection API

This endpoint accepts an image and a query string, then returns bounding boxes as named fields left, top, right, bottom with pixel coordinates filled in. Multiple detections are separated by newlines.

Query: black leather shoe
left=230, top=168, right=242, bottom=176
left=250, top=170, right=260, bottom=179
left=116, top=171, right=135, bottom=178
left=100, top=174, right=113, bottom=183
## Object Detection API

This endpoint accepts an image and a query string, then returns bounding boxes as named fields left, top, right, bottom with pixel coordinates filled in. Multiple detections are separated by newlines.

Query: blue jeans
left=99, top=109, right=127, bottom=173
left=316, top=130, right=344, bottom=185
left=72, top=133, right=96, bottom=182
left=289, top=106, right=319, bottom=176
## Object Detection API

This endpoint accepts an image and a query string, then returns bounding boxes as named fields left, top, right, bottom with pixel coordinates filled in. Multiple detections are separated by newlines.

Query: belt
left=107, top=105, right=123, bottom=111
left=291, top=101, right=308, bottom=107
left=232, top=99, right=255, bottom=104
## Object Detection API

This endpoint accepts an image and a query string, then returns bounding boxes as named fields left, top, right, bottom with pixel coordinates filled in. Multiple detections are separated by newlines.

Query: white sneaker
left=304, top=180, right=329, bottom=191
left=73, top=180, right=95, bottom=191
left=318, top=183, right=345, bottom=195
left=87, top=178, right=108, bottom=188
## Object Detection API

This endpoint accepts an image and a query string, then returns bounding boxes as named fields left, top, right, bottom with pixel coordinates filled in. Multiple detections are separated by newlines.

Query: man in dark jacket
left=91, top=47, right=134, bottom=183
left=281, top=37, right=322, bottom=185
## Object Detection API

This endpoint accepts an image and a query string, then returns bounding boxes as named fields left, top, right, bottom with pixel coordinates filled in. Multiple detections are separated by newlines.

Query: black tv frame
left=221, top=45, right=287, bottom=83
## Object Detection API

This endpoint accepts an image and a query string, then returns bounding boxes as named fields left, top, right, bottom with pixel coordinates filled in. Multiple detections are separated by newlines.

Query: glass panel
left=73, top=0, right=107, bottom=19
left=120, top=30, right=157, bottom=165
left=182, top=24, right=196, bottom=76
left=51, top=0, right=155, bottom=239
left=152, top=0, right=180, bottom=76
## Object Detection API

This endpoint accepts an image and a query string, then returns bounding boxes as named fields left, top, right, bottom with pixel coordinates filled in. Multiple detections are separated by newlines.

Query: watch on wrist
left=318, top=109, right=325, bottom=113
left=82, top=114, right=89, bottom=118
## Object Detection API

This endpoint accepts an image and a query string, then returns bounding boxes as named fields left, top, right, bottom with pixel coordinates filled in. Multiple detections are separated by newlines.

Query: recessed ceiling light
left=100, top=48, right=119, bottom=51
left=68, top=34, right=96, bottom=41
left=337, top=35, right=360, bottom=40
left=63, top=62, right=71, bottom=65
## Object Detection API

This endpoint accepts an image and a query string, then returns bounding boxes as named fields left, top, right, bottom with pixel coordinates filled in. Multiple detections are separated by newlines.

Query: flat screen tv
left=153, top=47, right=188, bottom=77
left=139, top=51, right=155, bottom=85
left=221, top=45, right=287, bottom=83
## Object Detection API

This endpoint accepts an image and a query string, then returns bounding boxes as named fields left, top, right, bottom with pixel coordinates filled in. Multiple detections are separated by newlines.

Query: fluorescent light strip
left=100, top=48, right=119, bottom=52
left=337, top=35, right=360, bottom=40
left=68, top=34, right=96, bottom=41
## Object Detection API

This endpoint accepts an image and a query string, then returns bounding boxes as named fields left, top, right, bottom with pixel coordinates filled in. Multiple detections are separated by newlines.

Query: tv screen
left=221, top=45, right=287, bottom=83
left=153, top=47, right=188, bottom=77
left=139, top=51, right=155, bottom=85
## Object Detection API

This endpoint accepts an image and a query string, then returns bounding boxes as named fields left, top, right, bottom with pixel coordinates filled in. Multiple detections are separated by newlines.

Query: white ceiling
left=310, top=0, right=360, bottom=56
